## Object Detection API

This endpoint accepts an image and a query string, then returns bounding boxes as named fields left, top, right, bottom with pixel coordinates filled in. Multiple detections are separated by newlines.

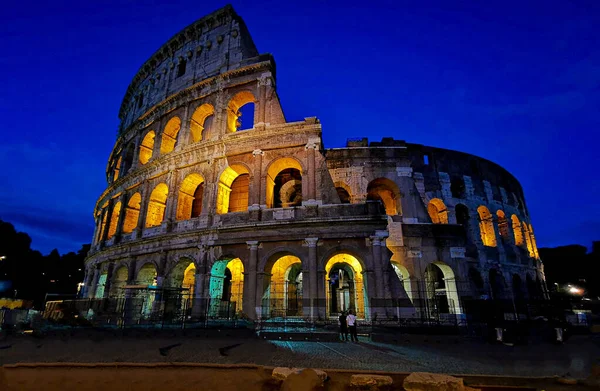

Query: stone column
left=114, top=193, right=128, bottom=243
left=305, top=238, right=318, bottom=319
left=257, top=76, right=268, bottom=125
left=135, top=180, right=151, bottom=237
left=245, top=241, right=259, bottom=319
left=130, top=133, right=142, bottom=171
left=192, top=261, right=208, bottom=320
left=305, top=142, right=318, bottom=202
left=123, top=258, right=137, bottom=324
left=164, top=170, right=178, bottom=229
left=103, top=263, right=115, bottom=298
left=99, top=199, right=114, bottom=246
left=250, top=150, right=263, bottom=213
left=88, top=264, right=101, bottom=298
left=371, top=237, right=385, bottom=299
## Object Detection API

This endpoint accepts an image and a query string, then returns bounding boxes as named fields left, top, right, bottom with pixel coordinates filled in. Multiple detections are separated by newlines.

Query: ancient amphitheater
left=82, top=5, right=546, bottom=323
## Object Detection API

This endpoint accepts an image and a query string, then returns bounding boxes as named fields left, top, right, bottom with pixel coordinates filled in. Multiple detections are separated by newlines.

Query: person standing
left=347, top=309, right=358, bottom=342
left=338, top=311, right=349, bottom=341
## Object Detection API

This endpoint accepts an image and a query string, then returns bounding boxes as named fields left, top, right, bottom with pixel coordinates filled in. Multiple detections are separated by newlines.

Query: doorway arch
left=268, top=255, right=303, bottom=317
left=424, top=262, right=462, bottom=316
left=208, top=258, right=244, bottom=317
left=325, top=253, right=367, bottom=319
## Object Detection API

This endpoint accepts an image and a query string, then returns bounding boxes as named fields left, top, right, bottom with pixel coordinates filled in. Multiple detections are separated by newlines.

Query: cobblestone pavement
left=1, top=333, right=598, bottom=379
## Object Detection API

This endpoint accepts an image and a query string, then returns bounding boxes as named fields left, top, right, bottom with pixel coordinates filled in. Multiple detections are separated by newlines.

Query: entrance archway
left=424, top=262, right=462, bottom=316
left=109, top=265, right=128, bottom=298
left=208, top=258, right=243, bottom=317
left=325, top=253, right=367, bottom=319
left=136, top=263, right=158, bottom=318
left=268, top=255, right=303, bottom=317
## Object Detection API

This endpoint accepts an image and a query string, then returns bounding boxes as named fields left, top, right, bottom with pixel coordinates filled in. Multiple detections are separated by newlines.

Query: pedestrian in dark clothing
left=347, top=309, right=358, bottom=342
left=338, top=311, right=349, bottom=341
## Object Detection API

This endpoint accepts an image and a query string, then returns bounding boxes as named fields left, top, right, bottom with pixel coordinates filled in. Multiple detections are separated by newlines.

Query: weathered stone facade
left=83, top=5, right=546, bottom=321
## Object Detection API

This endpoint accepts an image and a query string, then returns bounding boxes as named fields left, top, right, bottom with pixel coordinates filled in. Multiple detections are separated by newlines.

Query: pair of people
left=338, top=310, right=358, bottom=342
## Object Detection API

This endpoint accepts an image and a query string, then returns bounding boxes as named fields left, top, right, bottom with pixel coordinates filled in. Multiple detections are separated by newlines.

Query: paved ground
left=1, top=331, right=598, bottom=379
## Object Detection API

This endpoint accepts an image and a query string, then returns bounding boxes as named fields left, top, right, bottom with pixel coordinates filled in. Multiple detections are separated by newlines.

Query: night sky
left=1, top=1, right=598, bottom=254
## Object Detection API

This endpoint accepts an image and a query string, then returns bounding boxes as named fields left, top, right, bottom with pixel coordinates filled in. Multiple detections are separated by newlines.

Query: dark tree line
left=0, top=219, right=89, bottom=308
left=539, top=241, right=600, bottom=297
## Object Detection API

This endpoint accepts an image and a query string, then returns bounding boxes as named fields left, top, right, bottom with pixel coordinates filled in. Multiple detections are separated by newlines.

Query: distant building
left=83, top=6, right=546, bottom=322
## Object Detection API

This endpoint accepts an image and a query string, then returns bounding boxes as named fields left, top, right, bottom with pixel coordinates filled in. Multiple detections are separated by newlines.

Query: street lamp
left=0, top=256, right=6, bottom=261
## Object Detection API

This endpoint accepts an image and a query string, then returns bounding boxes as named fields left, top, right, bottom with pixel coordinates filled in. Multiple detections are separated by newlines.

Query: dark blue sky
left=1, top=0, right=598, bottom=254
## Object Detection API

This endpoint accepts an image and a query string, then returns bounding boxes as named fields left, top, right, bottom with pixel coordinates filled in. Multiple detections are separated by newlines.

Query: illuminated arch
left=136, top=262, right=158, bottom=318
left=529, top=224, right=539, bottom=259
left=216, top=164, right=250, bottom=214
left=391, top=262, right=413, bottom=301
left=266, top=255, right=303, bottom=317
left=139, top=131, right=155, bottom=165
left=325, top=253, right=367, bottom=319
left=109, top=265, right=128, bottom=297
left=227, top=91, right=255, bottom=132
left=496, top=210, right=509, bottom=240
left=176, top=173, right=205, bottom=220
left=367, top=178, right=401, bottom=215
left=511, top=215, right=524, bottom=245
left=208, top=258, right=244, bottom=317
left=523, top=222, right=535, bottom=258
left=160, top=116, right=182, bottom=154
left=266, top=157, right=303, bottom=208
left=166, top=258, right=196, bottom=309
left=424, top=261, right=462, bottom=315
left=106, top=201, right=122, bottom=239
left=477, top=206, right=497, bottom=247
left=145, top=183, right=169, bottom=227
left=122, top=192, right=141, bottom=233
left=190, top=103, right=215, bottom=142
left=427, top=198, right=448, bottom=224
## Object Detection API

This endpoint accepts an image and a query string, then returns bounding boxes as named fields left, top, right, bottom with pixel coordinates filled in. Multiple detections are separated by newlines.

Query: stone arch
left=165, top=257, right=196, bottom=305
left=334, top=181, right=352, bottom=204
left=477, top=206, right=497, bottom=247
left=123, top=192, right=141, bottom=233
left=135, top=262, right=158, bottom=318
left=208, top=258, right=244, bottom=317
left=325, top=253, right=368, bottom=319
left=367, top=178, right=401, bottom=215
left=427, top=198, right=448, bottom=224
left=391, top=262, right=413, bottom=301
left=265, top=254, right=303, bottom=317
left=227, top=91, right=255, bottom=132
left=424, top=261, right=462, bottom=315
left=107, top=201, right=122, bottom=239
left=496, top=210, right=509, bottom=240
left=109, top=265, right=128, bottom=297
left=511, top=215, right=524, bottom=245
left=160, top=116, right=182, bottom=154
left=121, top=143, right=135, bottom=175
left=265, top=157, right=304, bottom=208
left=139, top=130, right=155, bottom=165
left=190, top=103, right=215, bottom=142
left=145, top=183, right=169, bottom=227
left=176, top=173, right=205, bottom=220
left=217, top=164, right=250, bottom=214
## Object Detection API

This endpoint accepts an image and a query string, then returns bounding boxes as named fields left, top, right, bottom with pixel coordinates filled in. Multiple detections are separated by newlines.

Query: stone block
left=272, top=367, right=327, bottom=382
left=350, top=374, right=393, bottom=388
left=403, top=372, right=471, bottom=391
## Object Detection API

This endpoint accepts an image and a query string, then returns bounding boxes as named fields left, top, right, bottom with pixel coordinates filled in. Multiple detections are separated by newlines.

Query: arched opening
left=325, top=253, right=367, bottom=319
left=106, top=201, right=122, bottom=239
left=217, top=165, right=249, bottom=214
left=190, top=103, right=215, bottom=142
left=123, top=193, right=141, bottom=233
left=139, top=131, right=155, bottom=165
left=208, top=258, right=244, bottom=317
left=477, top=206, right=497, bottom=247
left=109, top=266, right=128, bottom=298
left=489, top=268, right=507, bottom=300
left=165, top=259, right=196, bottom=319
left=176, top=173, right=205, bottom=220
left=450, top=177, right=466, bottom=198
left=145, top=183, right=168, bottom=227
left=424, top=262, right=462, bottom=316
left=121, top=144, right=135, bottom=175
left=455, top=204, right=469, bottom=226
left=496, top=210, right=509, bottom=241
left=367, top=178, right=401, bottom=215
left=391, top=262, right=413, bottom=301
left=113, top=156, right=122, bottom=182
left=522, top=222, right=534, bottom=257
left=95, top=270, right=108, bottom=298
left=427, top=198, right=449, bottom=224
left=136, top=263, right=158, bottom=318
left=511, top=215, right=524, bottom=245
left=266, top=157, right=303, bottom=208
left=267, top=255, right=303, bottom=317
left=227, top=91, right=255, bottom=132
left=335, top=184, right=351, bottom=204
left=160, top=116, right=181, bottom=154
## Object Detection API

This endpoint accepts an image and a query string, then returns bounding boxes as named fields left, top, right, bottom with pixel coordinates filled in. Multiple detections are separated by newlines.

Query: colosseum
left=82, top=5, right=546, bottom=324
